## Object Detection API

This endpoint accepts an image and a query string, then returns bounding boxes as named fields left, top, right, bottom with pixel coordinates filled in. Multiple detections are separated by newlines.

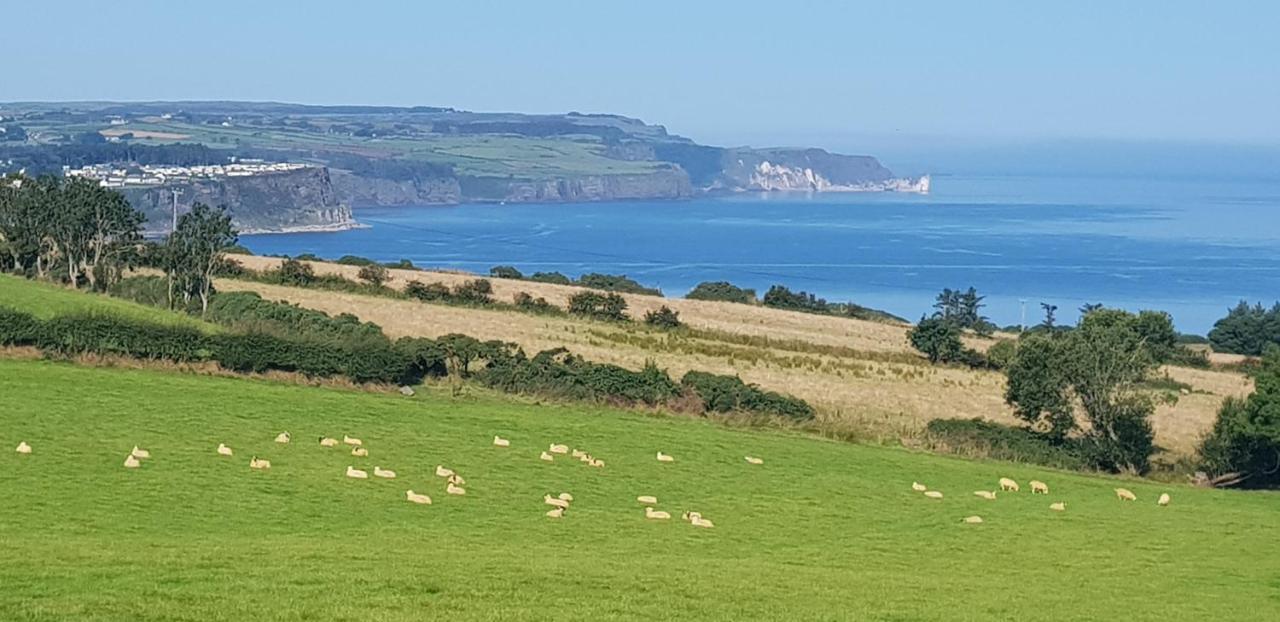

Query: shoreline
left=237, top=221, right=370, bottom=236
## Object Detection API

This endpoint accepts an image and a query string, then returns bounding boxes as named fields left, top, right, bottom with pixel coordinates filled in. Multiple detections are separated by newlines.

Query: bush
left=276, top=258, right=315, bottom=286
left=383, top=259, right=417, bottom=270
left=1199, top=347, right=1280, bottom=488
left=489, top=265, right=524, bottom=279
left=761, top=285, right=828, bottom=314
left=686, top=281, right=756, bottom=304
left=335, top=255, right=377, bottom=266
left=567, top=291, right=629, bottom=322
left=357, top=264, right=390, bottom=287
left=404, top=280, right=451, bottom=302
left=109, top=275, right=175, bottom=310
left=681, top=371, right=814, bottom=421
left=0, top=307, right=42, bottom=346
left=451, top=279, right=493, bottom=305
left=985, top=340, right=1018, bottom=370
left=37, top=312, right=209, bottom=361
left=575, top=273, right=661, bottom=296
left=908, top=316, right=965, bottom=363
left=528, top=271, right=572, bottom=285
left=1208, top=301, right=1280, bottom=355
left=206, top=291, right=386, bottom=341
left=643, top=306, right=682, bottom=329
left=513, top=291, right=558, bottom=314
left=476, top=347, right=680, bottom=406
left=924, top=418, right=1089, bottom=470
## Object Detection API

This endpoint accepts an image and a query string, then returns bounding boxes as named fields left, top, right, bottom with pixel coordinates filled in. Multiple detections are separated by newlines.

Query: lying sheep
left=1030, top=480, right=1049, bottom=495
left=446, top=483, right=466, bottom=496
left=1115, top=488, right=1137, bottom=501
left=911, top=482, right=927, bottom=492
left=999, top=478, right=1020, bottom=492
left=351, top=447, right=368, bottom=457
left=373, top=466, right=397, bottom=479
left=447, top=474, right=466, bottom=486
left=435, top=465, right=455, bottom=478
left=405, top=490, right=432, bottom=505
left=345, top=466, right=368, bottom=479
left=544, top=495, right=570, bottom=509
left=962, top=515, right=984, bottom=524
left=249, top=456, right=270, bottom=470
left=571, top=449, right=586, bottom=459
left=124, top=454, right=142, bottom=469
left=493, top=436, right=510, bottom=448
left=546, top=507, right=565, bottom=518
left=973, top=491, right=997, bottom=500
left=216, top=443, right=233, bottom=457
left=274, top=432, right=290, bottom=444
left=690, top=517, right=715, bottom=528
left=1157, top=493, right=1171, bottom=506
left=1050, top=502, right=1066, bottom=512
left=558, top=492, right=574, bottom=502
left=539, top=451, right=554, bottom=462
left=130, top=446, right=151, bottom=460
left=924, top=491, right=944, bottom=499
left=744, top=456, right=764, bottom=465
left=343, top=435, right=362, bottom=447
left=588, top=458, right=605, bottom=468
left=637, top=495, right=658, bottom=505
left=645, top=507, right=672, bottom=520
left=15, top=441, right=32, bottom=455
left=319, top=437, right=339, bottom=447
left=549, top=444, right=569, bottom=454
left=656, top=452, right=675, bottom=463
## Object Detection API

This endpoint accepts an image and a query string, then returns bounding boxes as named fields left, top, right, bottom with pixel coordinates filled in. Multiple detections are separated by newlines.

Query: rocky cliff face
left=330, top=170, right=462, bottom=206
left=717, top=148, right=927, bottom=193
left=499, top=169, right=693, bottom=203
left=125, top=167, right=356, bottom=234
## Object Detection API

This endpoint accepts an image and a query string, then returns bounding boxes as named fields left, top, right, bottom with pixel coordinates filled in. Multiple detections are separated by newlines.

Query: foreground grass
left=2, top=359, right=1277, bottom=621
left=0, top=274, right=216, bottom=331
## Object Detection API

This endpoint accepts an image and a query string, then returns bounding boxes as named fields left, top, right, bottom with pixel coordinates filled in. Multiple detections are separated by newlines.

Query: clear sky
left=3, top=0, right=1278, bottom=151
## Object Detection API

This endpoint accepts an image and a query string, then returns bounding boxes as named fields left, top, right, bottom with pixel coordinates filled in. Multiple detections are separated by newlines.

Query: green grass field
left=0, top=274, right=215, bottom=331
left=2, top=358, right=1278, bottom=621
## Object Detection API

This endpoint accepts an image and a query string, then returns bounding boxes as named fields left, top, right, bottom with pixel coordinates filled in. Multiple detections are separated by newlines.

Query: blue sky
left=3, top=1, right=1278, bottom=153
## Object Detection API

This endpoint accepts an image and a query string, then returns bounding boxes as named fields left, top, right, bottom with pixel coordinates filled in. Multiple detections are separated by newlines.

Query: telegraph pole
left=170, top=188, right=183, bottom=234
left=1019, top=298, right=1028, bottom=332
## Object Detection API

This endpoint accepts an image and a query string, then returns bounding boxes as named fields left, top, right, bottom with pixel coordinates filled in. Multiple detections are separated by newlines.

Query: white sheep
left=999, top=477, right=1020, bottom=492
left=588, top=458, right=604, bottom=468
left=962, top=515, right=984, bottom=524
left=447, top=474, right=466, bottom=486
left=216, top=443, right=233, bottom=457
left=435, top=465, right=455, bottom=478
left=1157, top=493, right=1171, bottom=506
left=351, top=446, right=368, bottom=457
left=249, top=456, right=270, bottom=470
left=911, top=482, right=927, bottom=492
left=130, top=446, right=151, bottom=459
left=345, top=466, right=368, bottom=479
left=578, top=453, right=593, bottom=463
left=691, top=517, right=715, bottom=528
left=544, top=495, right=569, bottom=509
left=446, top=483, right=466, bottom=496
left=558, top=492, right=574, bottom=502
left=373, top=466, right=397, bottom=479
left=493, top=436, right=510, bottom=447
left=124, top=454, right=141, bottom=469
left=973, top=491, right=997, bottom=500
left=682, top=511, right=702, bottom=522
left=637, top=495, right=658, bottom=505
left=15, top=441, right=32, bottom=455
left=549, top=443, right=569, bottom=454
left=645, top=507, right=671, bottom=520
left=546, top=507, right=565, bottom=518
left=343, top=435, right=363, bottom=447
left=405, top=490, right=432, bottom=505
left=744, top=456, right=764, bottom=465
left=1030, top=480, right=1049, bottom=495
left=571, top=449, right=586, bottom=458
left=1115, top=488, right=1137, bottom=501
left=539, top=451, right=554, bottom=462
left=924, top=491, right=944, bottom=499
left=319, top=437, right=339, bottom=447
left=274, top=432, right=290, bottom=444
left=1050, top=502, right=1066, bottom=512
left=656, top=452, right=675, bottom=463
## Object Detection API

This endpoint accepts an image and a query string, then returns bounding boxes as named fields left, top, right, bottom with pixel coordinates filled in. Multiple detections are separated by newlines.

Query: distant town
left=63, top=160, right=313, bottom=188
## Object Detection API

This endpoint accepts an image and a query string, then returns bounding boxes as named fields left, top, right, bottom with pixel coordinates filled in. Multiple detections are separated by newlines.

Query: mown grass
left=0, top=274, right=217, bottom=332
left=1, top=358, right=1277, bottom=621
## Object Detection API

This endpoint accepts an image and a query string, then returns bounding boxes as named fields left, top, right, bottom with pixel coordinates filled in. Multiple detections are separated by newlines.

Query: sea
left=240, top=174, right=1280, bottom=334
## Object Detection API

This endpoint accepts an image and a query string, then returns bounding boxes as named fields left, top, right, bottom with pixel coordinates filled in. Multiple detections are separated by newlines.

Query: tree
left=686, top=281, right=756, bottom=304
left=643, top=306, right=682, bottom=329
left=567, top=291, right=629, bottom=321
left=163, top=203, right=236, bottom=314
left=276, top=257, right=315, bottom=286
left=489, top=265, right=523, bottom=279
left=1040, top=303, right=1058, bottom=329
left=82, top=182, right=143, bottom=290
left=1208, top=301, right=1280, bottom=356
left=932, top=286, right=992, bottom=335
left=1199, top=346, right=1280, bottom=489
left=357, top=263, right=390, bottom=287
left=908, top=316, right=965, bottom=364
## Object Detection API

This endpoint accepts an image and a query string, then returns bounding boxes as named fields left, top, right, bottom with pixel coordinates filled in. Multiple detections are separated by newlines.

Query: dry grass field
left=223, top=256, right=1252, bottom=456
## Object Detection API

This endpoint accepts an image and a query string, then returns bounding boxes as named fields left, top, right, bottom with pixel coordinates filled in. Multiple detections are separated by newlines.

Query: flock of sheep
left=911, top=476, right=1172, bottom=525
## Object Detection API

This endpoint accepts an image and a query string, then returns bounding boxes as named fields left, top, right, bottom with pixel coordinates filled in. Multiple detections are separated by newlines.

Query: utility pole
left=170, top=188, right=183, bottom=234
left=1019, top=298, right=1028, bottom=332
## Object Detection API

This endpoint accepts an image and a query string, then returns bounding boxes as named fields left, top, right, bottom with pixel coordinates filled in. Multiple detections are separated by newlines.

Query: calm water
left=242, top=175, right=1280, bottom=333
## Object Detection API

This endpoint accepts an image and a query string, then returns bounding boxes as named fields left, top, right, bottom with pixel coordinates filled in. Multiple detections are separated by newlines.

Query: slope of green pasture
left=0, top=274, right=216, bottom=331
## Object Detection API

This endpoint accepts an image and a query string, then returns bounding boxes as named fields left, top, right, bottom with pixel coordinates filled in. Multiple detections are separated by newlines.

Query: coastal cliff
left=720, top=148, right=929, bottom=193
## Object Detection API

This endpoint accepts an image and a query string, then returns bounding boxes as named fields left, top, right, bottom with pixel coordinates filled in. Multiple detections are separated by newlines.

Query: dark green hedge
left=680, top=370, right=814, bottom=421
left=476, top=347, right=680, bottom=405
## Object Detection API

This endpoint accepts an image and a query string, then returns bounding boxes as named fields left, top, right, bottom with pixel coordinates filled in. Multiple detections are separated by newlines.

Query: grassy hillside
left=1, top=358, right=1276, bottom=620
left=0, top=274, right=216, bottom=331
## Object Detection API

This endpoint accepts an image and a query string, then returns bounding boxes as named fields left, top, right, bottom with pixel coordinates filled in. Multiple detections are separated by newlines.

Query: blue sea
left=241, top=174, right=1280, bottom=334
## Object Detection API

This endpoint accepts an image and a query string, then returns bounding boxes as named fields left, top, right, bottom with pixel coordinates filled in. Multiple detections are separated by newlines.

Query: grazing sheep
left=345, top=466, right=368, bottom=479
left=1050, top=502, right=1066, bottom=512
left=744, top=456, right=764, bottom=465
left=493, top=436, right=511, bottom=447
left=645, top=507, right=672, bottom=520
left=690, top=517, right=715, bottom=528
left=999, top=478, right=1020, bottom=492
left=124, top=455, right=141, bottom=469
left=682, top=511, right=702, bottom=522
left=319, top=437, right=339, bottom=447
left=216, top=443, right=233, bottom=457
left=249, top=457, right=270, bottom=470
left=578, top=453, right=593, bottom=463
left=558, top=492, right=574, bottom=502
left=973, top=491, right=997, bottom=500
left=924, top=491, right=944, bottom=499
left=405, top=490, right=432, bottom=505
left=274, top=432, right=290, bottom=444
left=373, top=466, right=397, bottom=479
left=1157, top=493, right=1171, bottom=506
left=447, top=474, right=466, bottom=486
left=571, top=449, right=586, bottom=458
left=546, top=507, right=565, bottom=518
left=435, top=465, right=455, bottom=478
left=911, top=482, right=927, bottom=492
left=1030, top=480, right=1049, bottom=495
left=549, top=444, right=569, bottom=454
left=544, top=495, right=569, bottom=509
left=539, top=451, right=554, bottom=462
left=1115, top=488, right=1137, bottom=501
left=656, top=452, right=675, bottom=463
left=446, top=483, right=466, bottom=496
left=962, top=515, right=984, bottom=524
left=588, top=458, right=604, bottom=468
left=637, top=495, right=658, bottom=505
left=131, top=446, right=151, bottom=460
left=343, top=435, right=362, bottom=447
left=15, top=441, right=31, bottom=455
left=351, top=446, right=368, bottom=457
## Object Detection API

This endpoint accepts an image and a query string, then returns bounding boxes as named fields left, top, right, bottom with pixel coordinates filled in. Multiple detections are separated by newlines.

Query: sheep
left=1157, top=493, right=1171, bottom=506
left=544, top=495, right=570, bottom=509
left=274, top=432, right=290, bottom=444
left=1049, top=502, right=1066, bottom=512
left=1115, top=488, right=1137, bottom=501
left=343, top=435, right=363, bottom=447
left=744, top=456, right=764, bottom=465
left=558, top=492, right=574, bottom=502
left=973, top=491, right=997, bottom=500
left=924, top=491, right=944, bottom=499
left=345, top=466, right=368, bottom=479
left=962, top=515, right=984, bottom=524
left=539, top=451, right=554, bottom=462
left=405, top=490, right=432, bottom=505
left=911, top=482, right=927, bottom=492
left=1030, top=480, right=1049, bottom=495
left=656, top=452, right=675, bottom=463
left=15, top=441, right=31, bottom=455
left=130, top=446, right=151, bottom=460
left=447, top=474, right=466, bottom=486
left=999, top=478, right=1020, bottom=492
left=446, top=483, right=466, bottom=496
left=578, top=453, right=593, bottom=463
left=319, top=437, right=339, bottom=447
left=645, top=507, right=672, bottom=520
left=571, top=449, right=586, bottom=458
left=435, top=465, right=455, bottom=478
left=682, top=511, right=702, bottom=522
left=124, top=455, right=142, bottom=469
left=549, top=444, right=569, bottom=454
left=546, top=507, right=565, bottom=518
left=249, top=457, right=270, bottom=470
left=690, top=517, right=715, bottom=528
left=588, top=458, right=605, bottom=468
left=373, top=466, right=397, bottom=479
left=351, top=446, right=368, bottom=457
left=493, top=436, right=511, bottom=447
left=637, top=495, right=658, bottom=505
left=216, top=443, right=233, bottom=457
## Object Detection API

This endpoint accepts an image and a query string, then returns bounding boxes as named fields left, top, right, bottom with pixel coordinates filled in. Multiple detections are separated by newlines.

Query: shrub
left=686, top=281, right=756, bottom=304
left=383, top=259, right=417, bottom=270
left=276, top=258, right=315, bottom=286
left=575, top=273, right=661, bottom=296
left=451, top=279, right=493, bottom=305
left=908, top=316, right=965, bottom=363
left=357, top=264, right=390, bottom=287
left=37, top=312, right=209, bottom=361
left=567, top=291, right=629, bottom=322
left=476, top=347, right=680, bottom=406
left=762, top=285, right=828, bottom=313
left=404, top=280, right=451, bottom=302
left=206, top=291, right=386, bottom=341
left=513, top=291, right=558, bottom=314
left=923, top=418, right=1089, bottom=470
left=0, top=307, right=42, bottom=346
left=528, top=271, right=572, bottom=285
left=489, top=265, right=524, bottom=279
left=335, top=255, right=377, bottom=266
left=1199, top=347, right=1280, bottom=488
left=643, top=306, right=682, bottom=329
left=680, top=371, right=814, bottom=421
left=109, top=275, right=176, bottom=310
left=985, top=340, right=1018, bottom=370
